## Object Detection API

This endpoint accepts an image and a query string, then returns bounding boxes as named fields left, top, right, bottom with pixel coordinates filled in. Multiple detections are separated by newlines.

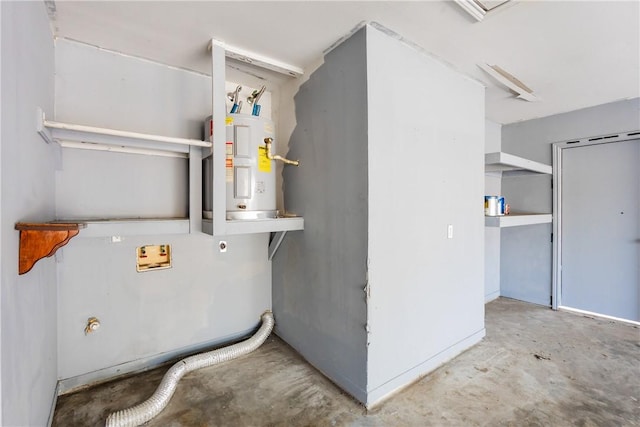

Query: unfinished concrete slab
left=53, top=298, right=640, bottom=426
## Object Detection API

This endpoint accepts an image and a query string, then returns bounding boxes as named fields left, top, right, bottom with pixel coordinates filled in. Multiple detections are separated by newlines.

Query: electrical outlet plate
left=136, top=244, right=171, bottom=272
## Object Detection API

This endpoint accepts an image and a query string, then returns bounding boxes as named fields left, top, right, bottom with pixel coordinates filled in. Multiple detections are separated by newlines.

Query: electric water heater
left=203, top=114, right=277, bottom=220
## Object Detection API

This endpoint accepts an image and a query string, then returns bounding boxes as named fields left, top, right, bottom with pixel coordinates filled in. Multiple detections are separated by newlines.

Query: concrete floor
left=53, top=298, right=640, bottom=426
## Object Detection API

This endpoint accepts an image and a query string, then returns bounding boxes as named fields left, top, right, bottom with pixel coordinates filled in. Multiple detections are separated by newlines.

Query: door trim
left=552, top=130, right=640, bottom=311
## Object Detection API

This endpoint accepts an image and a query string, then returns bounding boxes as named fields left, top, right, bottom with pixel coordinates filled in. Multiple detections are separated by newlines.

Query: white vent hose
left=105, top=311, right=274, bottom=427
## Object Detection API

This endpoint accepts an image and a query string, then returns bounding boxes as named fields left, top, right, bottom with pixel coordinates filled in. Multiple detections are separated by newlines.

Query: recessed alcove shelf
left=205, top=40, right=304, bottom=240
left=484, top=152, right=552, bottom=228
left=35, top=108, right=208, bottom=236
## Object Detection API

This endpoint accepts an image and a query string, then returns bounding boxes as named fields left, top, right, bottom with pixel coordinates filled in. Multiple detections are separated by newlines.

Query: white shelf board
left=485, top=152, right=552, bottom=175
left=202, top=217, right=304, bottom=236
left=58, top=218, right=190, bottom=237
left=485, top=214, right=552, bottom=228
left=37, top=108, right=211, bottom=157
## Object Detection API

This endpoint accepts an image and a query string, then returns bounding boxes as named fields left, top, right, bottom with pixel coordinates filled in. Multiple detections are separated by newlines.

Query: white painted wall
left=0, top=3, right=3, bottom=422
left=0, top=2, right=3, bottom=421
left=365, top=25, right=485, bottom=405
left=484, top=120, right=501, bottom=302
left=484, top=120, right=501, bottom=153
left=1, top=2, right=58, bottom=425
left=54, top=39, right=272, bottom=391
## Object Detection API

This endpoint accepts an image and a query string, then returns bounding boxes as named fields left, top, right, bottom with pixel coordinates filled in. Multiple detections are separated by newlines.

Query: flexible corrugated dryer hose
left=105, top=311, right=275, bottom=427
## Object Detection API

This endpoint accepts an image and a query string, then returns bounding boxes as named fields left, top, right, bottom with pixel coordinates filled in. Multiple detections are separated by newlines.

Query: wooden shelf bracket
left=15, top=223, right=85, bottom=275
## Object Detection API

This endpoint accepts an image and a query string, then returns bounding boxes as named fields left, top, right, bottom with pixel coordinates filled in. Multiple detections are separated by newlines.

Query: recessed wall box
left=136, top=244, right=171, bottom=272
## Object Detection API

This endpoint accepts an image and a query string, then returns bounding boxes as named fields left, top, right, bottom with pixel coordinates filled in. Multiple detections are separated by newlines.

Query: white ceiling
left=49, top=1, right=639, bottom=124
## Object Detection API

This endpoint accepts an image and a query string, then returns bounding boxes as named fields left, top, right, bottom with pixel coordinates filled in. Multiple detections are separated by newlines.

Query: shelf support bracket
left=15, top=223, right=85, bottom=275
left=36, top=107, right=54, bottom=144
left=268, top=231, right=287, bottom=261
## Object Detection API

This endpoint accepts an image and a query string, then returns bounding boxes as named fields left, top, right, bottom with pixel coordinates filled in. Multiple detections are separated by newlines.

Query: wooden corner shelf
left=15, top=222, right=85, bottom=275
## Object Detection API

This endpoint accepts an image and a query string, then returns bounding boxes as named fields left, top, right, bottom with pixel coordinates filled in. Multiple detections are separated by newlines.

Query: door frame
left=552, top=129, right=640, bottom=313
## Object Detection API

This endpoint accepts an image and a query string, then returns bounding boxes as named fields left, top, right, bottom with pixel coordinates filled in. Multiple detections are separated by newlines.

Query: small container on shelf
left=484, top=196, right=505, bottom=216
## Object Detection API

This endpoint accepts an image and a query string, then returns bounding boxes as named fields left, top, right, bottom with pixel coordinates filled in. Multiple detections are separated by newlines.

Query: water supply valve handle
left=264, top=137, right=299, bottom=166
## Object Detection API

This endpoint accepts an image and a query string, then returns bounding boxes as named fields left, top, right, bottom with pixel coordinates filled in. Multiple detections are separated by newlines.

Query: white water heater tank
left=204, top=114, right=277, bottom=220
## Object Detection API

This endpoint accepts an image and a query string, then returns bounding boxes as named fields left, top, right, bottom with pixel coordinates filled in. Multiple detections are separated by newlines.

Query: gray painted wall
left=365, top=25, right=485, bottom=403
left=272, top=27, right=370, bottom=402
left=54, top=40, right=272, bottom=389
left=1, top=2, right=58, bottom=425
left=502, top=98, right=640, bottom=165
left=500, top=98, right=640, bottom=306
left=500, top=224, right=552, bottom=305
left=273, top=25, right=485, bottom=407
left=55, top=40, right=194, bottom=220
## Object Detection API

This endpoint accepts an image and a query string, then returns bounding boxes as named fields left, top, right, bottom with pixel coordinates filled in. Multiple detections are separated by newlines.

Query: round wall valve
left=85, top=317, right=101, bottom=335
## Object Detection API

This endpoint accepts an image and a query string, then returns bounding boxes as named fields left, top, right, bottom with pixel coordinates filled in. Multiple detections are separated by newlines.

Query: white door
left=561, top=139, right=639, bottom=322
